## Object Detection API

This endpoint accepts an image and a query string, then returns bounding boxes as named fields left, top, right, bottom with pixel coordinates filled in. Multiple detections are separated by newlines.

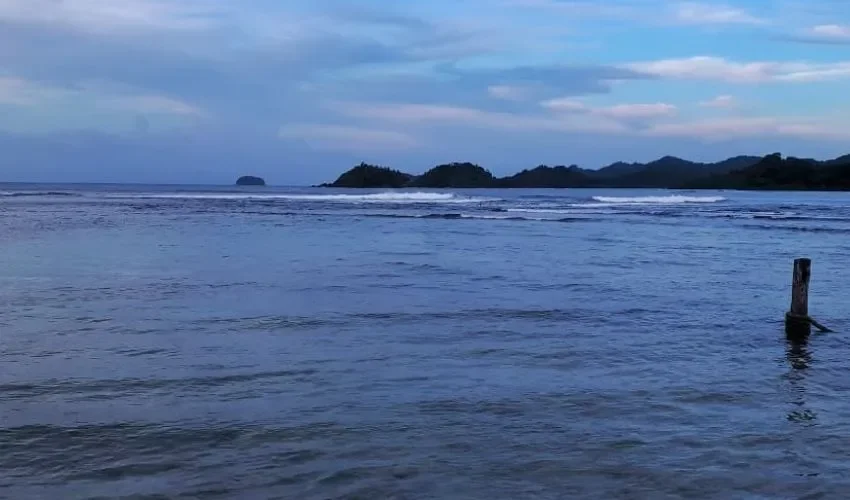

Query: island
left=320, top=153, right=850, bottom=190
left=688, top=153, right=850, bottom=190
left=236, top=176, right=266, bottom=186
left=409, top=162, right=494, bottom=188
left=319, top=163, right=411, bottom=188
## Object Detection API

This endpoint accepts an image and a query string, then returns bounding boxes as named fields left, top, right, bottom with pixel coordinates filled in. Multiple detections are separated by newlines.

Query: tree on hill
left=325, top=162, right=412, bottom=188
left=498, top=165, right=591, bottom=188
left=409, top=162, right=495, bottom=188
left=688, top=153, right=834, bottom=190
left=318, top=153, right=850, bottom=190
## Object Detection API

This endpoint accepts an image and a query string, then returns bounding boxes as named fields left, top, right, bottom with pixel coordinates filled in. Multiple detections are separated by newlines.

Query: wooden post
left=786, top=258, right=812, bottom=337
left=790, top=258, right=811, bottom=317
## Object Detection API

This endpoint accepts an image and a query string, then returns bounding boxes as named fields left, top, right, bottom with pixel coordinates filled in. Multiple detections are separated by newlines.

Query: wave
left=292, top=192, right=492, bottom=204
left=0, top=191, right=82, bottom=198
left=752, top=214, right=850, bottom=222
left=365, top=213, right=591, bottom=223
left=744, top=223, right=850, bottom=235
left=110, top=192, right=491, bottom=204
left=700, top=210, right=850, bottom=222
left=590, top=195, right=726, bottom=204
left=701, top=210, right=789, bottom=220
left=371, top=213, right=528, bottom=221
left=507, top=207, right=617, bottom=215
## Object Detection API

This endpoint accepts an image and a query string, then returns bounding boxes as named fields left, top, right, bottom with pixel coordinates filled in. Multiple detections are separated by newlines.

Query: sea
left=2, top=183, right=850, bottom=499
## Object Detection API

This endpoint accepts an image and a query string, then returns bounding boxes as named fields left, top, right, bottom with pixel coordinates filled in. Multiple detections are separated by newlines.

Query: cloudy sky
left=2, top=0, right=850, bottom=184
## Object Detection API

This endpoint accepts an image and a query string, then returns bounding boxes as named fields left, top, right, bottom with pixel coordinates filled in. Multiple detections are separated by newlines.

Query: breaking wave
left=110, top=192, right=491, bottom=204
left=507, top=208, right=617, bottom=215
left=0, top=191, right=82, bottom=198
left=283, top=192, right=492, bottom=204
left=591, top=195, right=726, bottom=204
left=365, top=213, right=588, bottom=223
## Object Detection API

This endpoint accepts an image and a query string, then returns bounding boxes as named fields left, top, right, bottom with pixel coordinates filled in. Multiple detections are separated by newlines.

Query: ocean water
left=2, top=184, right=850, bottom=499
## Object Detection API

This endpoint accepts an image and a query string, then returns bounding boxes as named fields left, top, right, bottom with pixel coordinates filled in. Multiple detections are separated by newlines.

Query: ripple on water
left=0, top=369, right=320, bottom=401
left=4, top=187, right=850, bottom=498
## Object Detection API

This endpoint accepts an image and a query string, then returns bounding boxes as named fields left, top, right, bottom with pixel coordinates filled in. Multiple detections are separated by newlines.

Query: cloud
left=698, top=95, right=737, bottom=108
left=0, top=0, right=225, bottom=35
left=785, top=24, right=850, bottom=45
left=312, top=63, right=648, bottom=120
left=2, top=0, right=849, bottom=182
left=541, top=98, right=588, bottom=113
left=1, top=1, right=641, bottom=124
left=330, top=98, right=850, bottom=145
left=488, top=85, right=531, bottom=101
left=598, top=103, right=677, bottom=119
left=0, top=10, right=416, bottom=126
left=811, top=24, right=850, bottom=39
left=510, top=0, right=768, bottom=26
left=624, top=56, right=850, bottom=83
left=644, top=117, right=850, bottom=140
left=437, top=63, right=647, bottom=97
left=0, top=0, right=651, bottom=133
left=542, top=98, right=677, bottom=119
left=506, top=0, right=644, bottom=19
left=278, top=124, right=419, bottom=152
left=0, top=76, right=61, bottom=105
left=0, top=75, right=204, bottom=118
left=671, top=2, right=766, bottom=25
left=334, top=101, right=630, bottom=134
left=105, top=95, right=205, bottom=116
left=0, top=127, right=360, bottom=184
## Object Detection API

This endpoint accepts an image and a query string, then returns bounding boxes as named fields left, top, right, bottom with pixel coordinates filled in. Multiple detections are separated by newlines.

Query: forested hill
left=321, top=153, right=850, bottom=190
left=688, top=153, right=850, bottom=190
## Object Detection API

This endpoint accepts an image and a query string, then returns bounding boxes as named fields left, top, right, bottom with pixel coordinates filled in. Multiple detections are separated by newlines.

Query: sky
left=2, top=0, right=850, bottom=184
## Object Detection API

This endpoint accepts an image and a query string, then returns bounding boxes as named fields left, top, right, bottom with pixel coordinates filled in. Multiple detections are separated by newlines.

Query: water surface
left=2, top=185, right=850, bottom=499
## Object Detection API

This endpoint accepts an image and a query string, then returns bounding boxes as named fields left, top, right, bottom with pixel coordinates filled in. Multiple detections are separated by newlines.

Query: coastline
left=319, top=153, right=850, bottom=191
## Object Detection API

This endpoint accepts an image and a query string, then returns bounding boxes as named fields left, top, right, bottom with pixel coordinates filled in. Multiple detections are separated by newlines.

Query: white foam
left=110, top=192, right=491, bottom=204
left=508, top=208, right=569, bottom=214
left=591, top=195, right=726, bottom=204
left=507, top=207, right=615, bottom=215
left=465, top=214, right=535, bottom=220
left=704, top=210, right=790, bottom=219
left=0, top=191, right=82, bottom=198
left=427, top=213, right=550, bottom=221
left=296, top=192, right=490, bottom=204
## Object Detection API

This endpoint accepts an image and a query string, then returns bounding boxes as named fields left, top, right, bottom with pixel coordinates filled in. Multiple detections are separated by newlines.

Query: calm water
left=2, top=184, right=850, bottom=499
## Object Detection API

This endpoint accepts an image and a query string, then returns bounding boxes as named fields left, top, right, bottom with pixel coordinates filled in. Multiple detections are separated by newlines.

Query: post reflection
left=785, top=338, right=816, bottom=423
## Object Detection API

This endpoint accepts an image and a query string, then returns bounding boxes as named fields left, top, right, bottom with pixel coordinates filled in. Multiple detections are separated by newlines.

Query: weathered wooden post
left=784, top=258, right=833, bottom=335
left=790, top=258, right=811, bottom=318
left=785, top=258, right=812, bottom=337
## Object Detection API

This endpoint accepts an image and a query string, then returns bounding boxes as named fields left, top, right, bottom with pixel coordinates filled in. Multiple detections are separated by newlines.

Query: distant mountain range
left=320, top=153, right=850, bottom=190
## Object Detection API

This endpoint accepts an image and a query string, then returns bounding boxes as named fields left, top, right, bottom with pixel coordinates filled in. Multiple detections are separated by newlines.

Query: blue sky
left=2, top=0, right=850, bottom=184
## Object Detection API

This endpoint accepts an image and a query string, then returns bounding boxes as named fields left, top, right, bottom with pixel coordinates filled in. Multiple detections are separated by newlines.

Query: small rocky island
left=236, top=176, right=266, bottom=186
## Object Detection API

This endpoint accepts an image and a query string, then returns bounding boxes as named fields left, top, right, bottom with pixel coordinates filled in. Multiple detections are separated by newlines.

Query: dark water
left=2, top=184, right=850, bottom=499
